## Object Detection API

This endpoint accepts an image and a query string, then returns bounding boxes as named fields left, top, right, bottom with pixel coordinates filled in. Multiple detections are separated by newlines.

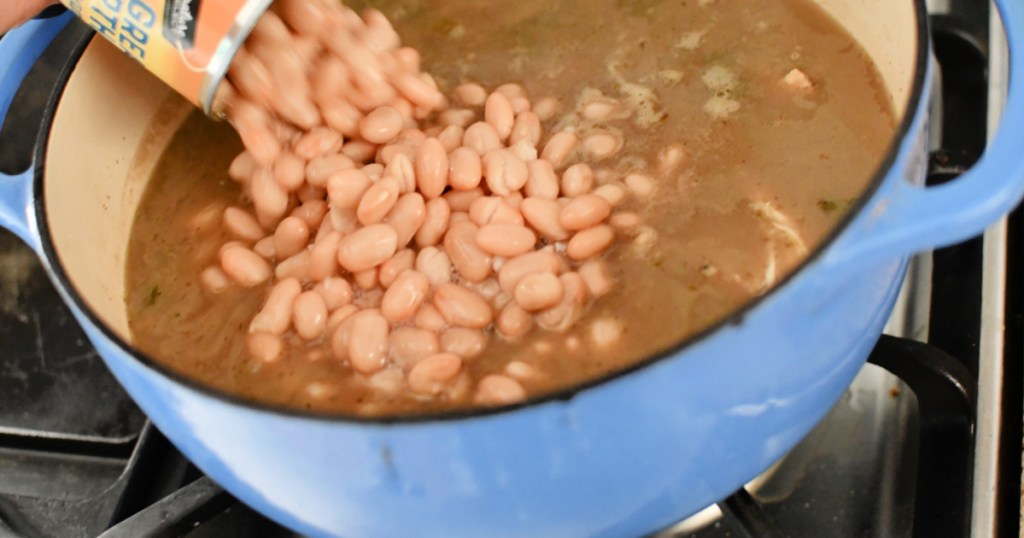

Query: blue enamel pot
left=3, top=1, right=1024, bottom=536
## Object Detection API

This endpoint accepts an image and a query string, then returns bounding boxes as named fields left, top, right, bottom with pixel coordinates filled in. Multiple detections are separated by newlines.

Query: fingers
left=0, top=0, right=59, bottom=33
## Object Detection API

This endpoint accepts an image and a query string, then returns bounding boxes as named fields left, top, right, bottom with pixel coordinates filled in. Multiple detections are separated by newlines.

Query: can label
left=60, top=0, right=252, bottom=111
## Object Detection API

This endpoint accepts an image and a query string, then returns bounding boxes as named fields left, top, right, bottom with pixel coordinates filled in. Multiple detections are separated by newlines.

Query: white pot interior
left=43, top=0, right=921, bottom=345
left=46, top=39, right=189, bottom=341
left=816, top=0, right=918, bottom=110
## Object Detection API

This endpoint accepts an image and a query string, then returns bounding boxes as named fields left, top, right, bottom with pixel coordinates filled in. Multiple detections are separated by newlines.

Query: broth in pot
left=125, top=0, right=895, bottom=415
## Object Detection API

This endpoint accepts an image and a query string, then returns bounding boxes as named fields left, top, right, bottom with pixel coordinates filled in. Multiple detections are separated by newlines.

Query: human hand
left=1, top=0, right=59, bottom=34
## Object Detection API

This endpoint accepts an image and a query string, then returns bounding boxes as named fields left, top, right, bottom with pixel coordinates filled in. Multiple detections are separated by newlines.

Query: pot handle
left=0, top=12, right=73, bottom=248
left=821, top=0, right=1024, bottom=276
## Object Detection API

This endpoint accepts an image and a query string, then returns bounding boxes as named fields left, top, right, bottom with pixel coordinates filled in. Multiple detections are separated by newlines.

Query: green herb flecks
left=817, top=199, right=839, bottom=214
left=144, top=285, right=162, bottom=307
left=817, top=198, right=856, bottom=215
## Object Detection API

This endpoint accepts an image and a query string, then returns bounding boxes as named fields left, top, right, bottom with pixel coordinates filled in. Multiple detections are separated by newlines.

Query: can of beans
left=59, top=0, right=273, bottom=115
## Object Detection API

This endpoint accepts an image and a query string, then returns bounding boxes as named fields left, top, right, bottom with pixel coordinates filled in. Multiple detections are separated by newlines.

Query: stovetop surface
left=0, top=232, right=144, bottom=442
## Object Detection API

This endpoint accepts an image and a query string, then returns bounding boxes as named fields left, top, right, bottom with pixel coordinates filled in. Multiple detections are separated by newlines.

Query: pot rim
left=32, top=1, right=932, bottom=425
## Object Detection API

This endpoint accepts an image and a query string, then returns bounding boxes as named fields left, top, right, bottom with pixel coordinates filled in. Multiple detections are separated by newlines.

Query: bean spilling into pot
left=207, top=0, right=658, bottom=406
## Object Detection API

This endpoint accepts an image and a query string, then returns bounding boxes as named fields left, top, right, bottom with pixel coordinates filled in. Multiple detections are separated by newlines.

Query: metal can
left=59, top=0, right=273, bottom=115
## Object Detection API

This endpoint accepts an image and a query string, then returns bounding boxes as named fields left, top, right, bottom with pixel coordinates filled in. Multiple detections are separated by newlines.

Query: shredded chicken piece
left=750, top=201, right=809, bottom=256
left=741, top=200, right=810, bottom=292
left=606, top=62, right=667, bottom=128
left=759, top=249, right=778, bottom=292
left=782, top=68, right=814, bottom=92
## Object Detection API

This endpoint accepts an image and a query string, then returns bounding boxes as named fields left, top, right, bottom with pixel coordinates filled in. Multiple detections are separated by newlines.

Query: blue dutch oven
left=2, top=1, right=1024, bottom=536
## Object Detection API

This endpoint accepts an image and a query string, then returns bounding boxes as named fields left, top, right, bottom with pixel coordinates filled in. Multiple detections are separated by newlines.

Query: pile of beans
left=204, top=0, right=659, bottom=406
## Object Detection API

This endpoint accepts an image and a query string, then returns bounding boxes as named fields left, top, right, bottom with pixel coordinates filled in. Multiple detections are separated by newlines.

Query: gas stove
left=0, top=1, right=1020, bottom=537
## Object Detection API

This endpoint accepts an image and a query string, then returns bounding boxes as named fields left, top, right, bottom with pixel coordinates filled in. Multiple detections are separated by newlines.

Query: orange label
left=60, top=0, right=250, bottom=109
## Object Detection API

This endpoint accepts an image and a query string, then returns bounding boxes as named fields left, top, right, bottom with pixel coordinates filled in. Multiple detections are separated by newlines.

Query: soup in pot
left=125, top=0, right=896, bottom=415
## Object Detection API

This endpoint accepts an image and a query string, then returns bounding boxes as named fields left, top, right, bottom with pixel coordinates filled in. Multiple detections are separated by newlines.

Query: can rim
left=199, top=0, right=275, bottom=115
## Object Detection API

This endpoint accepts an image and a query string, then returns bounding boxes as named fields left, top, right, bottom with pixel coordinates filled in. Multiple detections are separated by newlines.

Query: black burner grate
left=711, top=335, right=976, bottom=538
